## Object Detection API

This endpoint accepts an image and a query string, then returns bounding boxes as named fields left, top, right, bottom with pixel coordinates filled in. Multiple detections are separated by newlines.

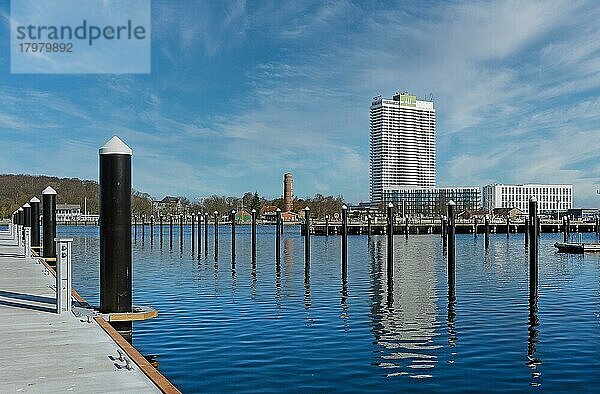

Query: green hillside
left=0, top=174, right=151, bottom=218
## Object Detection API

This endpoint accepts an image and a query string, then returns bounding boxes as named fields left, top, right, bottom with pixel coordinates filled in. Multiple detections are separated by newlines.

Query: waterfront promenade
left=0, top=230, right=162, bottom=393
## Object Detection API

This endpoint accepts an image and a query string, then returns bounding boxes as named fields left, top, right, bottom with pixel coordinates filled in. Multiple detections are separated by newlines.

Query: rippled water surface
left=59, top=225, right=600, bottom=392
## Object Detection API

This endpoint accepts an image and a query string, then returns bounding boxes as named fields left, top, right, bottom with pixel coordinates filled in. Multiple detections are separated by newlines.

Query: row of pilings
left=10, top=136, right=136, bottom=340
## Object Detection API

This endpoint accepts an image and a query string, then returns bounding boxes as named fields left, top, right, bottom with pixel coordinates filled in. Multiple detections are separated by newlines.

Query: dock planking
left=0, top=231, right=161, bottom=393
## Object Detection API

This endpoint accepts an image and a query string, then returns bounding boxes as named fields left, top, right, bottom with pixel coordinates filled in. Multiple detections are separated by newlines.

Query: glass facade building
left=382, top=187, right=481, bottom=216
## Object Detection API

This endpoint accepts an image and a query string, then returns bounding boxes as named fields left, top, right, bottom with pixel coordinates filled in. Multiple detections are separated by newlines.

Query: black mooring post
left=179, top=214, right=184, bottom=247
left=562, top=217, right=568, bottom=243
left=142, top=214, right=146, bottom=241
left=197, top=213, right=202, bottom=258
left=566, top=216, right=571, bottom=242
left=275, top=208, right=281, bottom=262
left=506, top=216, right=510, bottom=237
left=23, top=203, right=31, bottom=238
left=204, top=213, right=209, bottom=257
left=134, top=215, right=137, bottom=240
left=150, top=215, right=154, bottom=245
left=524, top=217, right=529, bottom=246
left=474, top=218, right=478, bottom=237
left=42, top=186, right=57, bottom=259
left=99, top=136, right=132, bottom=340
left=405, top=216, right=409, bottom=239
left=447, top=201, right=456, bottom=288
left=341, top=205, right=348, bottom=277
left=159, top=215, right=163, bottom=244
left=214, top=211, right=219, bottom=260
left=191, top=214, right=195, bottom=253
left=251, top=209, right=257, bottom=263
left=528, top=198, right=538, bottom=290
left=386, top=203, right=394, bottom=281
left=325, top=215, right=329, bottom=237
left=230, top=210, right=236, bottom=263
left=169, top=215, right=173, bottom=249
left=30, top=197, right=40, bottom=249
left=304, top=207, right=311, bottom=266
left=484, top=217, right=490, bottom=248
left=367, top=215, right=372, bottom=237
left=440, top=215, right=445, bottom=238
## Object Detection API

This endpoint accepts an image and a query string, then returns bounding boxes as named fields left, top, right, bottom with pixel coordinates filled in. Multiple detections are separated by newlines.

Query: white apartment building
left=370, top=92, right=436, bottom=203
left=482, top=184, right=573, bottom=213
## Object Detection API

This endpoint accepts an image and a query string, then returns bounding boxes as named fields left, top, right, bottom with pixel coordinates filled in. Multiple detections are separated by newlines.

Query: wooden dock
left=0, top=230, right=165, bottom=393
left=302, top=220, right=598, bottom=236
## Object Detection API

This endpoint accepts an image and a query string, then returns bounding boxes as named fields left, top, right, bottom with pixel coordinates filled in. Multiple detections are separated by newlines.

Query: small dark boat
left=554, top=242, right=600, bottom=254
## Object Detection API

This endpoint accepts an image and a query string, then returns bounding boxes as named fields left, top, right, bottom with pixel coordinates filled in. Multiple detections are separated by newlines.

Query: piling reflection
left=341, top=274, right=349, bottom=331
left=527, top=284, right=542, bottom=386
left=447, top=280, right=457, bottom=352
left=283, top=238, right=293, bottom=296
left=304, top=260, right=311, bottom=310
left=370, top=236, right=440, bottom=378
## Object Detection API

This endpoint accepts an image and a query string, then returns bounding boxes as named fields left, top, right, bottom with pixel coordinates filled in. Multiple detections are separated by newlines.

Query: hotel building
left=370, top=92, right=436, bottom=203
left=482, top=183, right=573, bottom=214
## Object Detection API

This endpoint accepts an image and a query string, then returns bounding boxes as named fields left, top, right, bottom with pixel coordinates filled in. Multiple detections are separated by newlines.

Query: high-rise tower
left=370, top=92, right=436, bottom=203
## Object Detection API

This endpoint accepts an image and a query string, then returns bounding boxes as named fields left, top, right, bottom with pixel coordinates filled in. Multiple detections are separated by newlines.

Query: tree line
left=0, top=174, right=346, bottom=219
left=0, top=174, right=150, bottom=218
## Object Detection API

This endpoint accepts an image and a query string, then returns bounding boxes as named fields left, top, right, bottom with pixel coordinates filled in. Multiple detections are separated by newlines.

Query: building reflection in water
left=370, top=236, right=441, bottom=378
left=282, top=238, right=294, bottom=297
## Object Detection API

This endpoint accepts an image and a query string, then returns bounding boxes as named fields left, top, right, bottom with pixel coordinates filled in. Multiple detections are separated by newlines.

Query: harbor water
left=60, top=225, right=600, bottom=392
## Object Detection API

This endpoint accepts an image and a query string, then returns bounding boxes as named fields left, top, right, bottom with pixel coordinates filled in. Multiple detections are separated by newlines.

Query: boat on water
left=554, top=242, right=600, bottom=253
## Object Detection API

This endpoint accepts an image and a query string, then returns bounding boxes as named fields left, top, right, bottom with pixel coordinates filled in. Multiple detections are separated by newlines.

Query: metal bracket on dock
left=102, top=305, right=158, bottom=322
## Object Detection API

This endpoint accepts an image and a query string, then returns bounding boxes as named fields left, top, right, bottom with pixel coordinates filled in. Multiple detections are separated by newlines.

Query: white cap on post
left=23, top=203, right=30, bottom=208
left=30, top=197, right=40, bottom=203
left=342, top=204, right=347, bottom=210
left=448, top=200, right=456, bottom=206
left=99, top=136, right=132, bottom=156
left=42, top=186, right=57, bottom=195
left=388, top=202, right=394, bottom=208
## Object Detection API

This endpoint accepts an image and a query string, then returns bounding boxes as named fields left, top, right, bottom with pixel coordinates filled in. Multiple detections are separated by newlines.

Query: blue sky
left=1, top=0, right=599, bottom=206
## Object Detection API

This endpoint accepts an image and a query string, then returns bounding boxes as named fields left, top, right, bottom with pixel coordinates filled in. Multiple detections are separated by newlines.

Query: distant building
left=234, top=209, right=252, bottom=224
left=492, top=207, right=525, bottom=219
left=152, top=196, right=185, bottom=215
left=56, top=204, right=81, bottom=222
left=382, top=186, right=480, bottom=216
left=566, top=208, right=599, bottom=221
left=370, top=91, right=436, bottom=203
left=482, top=184, right=573, bottom=213
left=260, top=205, right=299, bottom=222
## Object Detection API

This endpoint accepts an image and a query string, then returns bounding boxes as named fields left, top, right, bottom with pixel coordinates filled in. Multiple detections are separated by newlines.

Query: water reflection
left=341, top=274, right=349, bottom=332
left=527, top=284, right=542, bottom=386
left=65, top=226, right=600, bottom=392
left=304, top=260, right=311, bottom=311
left=371, top=236, right=440, bottom=378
